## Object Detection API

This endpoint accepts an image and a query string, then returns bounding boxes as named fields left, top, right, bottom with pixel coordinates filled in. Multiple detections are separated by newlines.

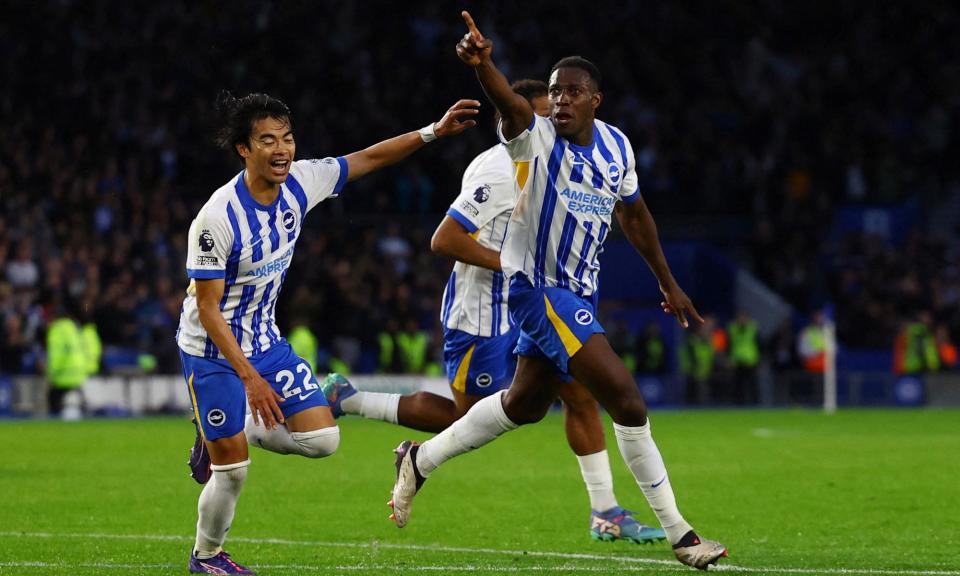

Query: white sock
left=245, top=414, right=299, bottom=454
left=417, top=390, right=517, bottom=476
left=341, top=391, right=400, bottom=425
left=613, top=421, right=692, bottom=544
left=194, top=460, right=248, bottom=559
left=577, top=450, right=619, bottom=512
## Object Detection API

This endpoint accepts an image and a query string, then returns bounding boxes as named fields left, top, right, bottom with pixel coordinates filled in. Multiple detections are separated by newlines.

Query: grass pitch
left=0, top=409, right=958, bottom=575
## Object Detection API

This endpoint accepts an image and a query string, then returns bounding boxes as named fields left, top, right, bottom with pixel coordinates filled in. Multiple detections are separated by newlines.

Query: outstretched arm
left=431, top=216, right=502, bottom=271
left=614, top=199, right=703, bottom=328
left=344, top=99, right=480, bottom=182
left=455, top=11, right=533, bottom=141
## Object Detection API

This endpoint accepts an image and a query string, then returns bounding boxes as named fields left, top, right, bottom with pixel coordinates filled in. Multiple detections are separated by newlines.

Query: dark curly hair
left=550, top=56, right=602, bottom=91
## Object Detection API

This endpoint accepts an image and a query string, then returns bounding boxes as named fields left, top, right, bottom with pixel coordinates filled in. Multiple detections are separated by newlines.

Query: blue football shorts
left=443, top=327, right=519, bottom=396
left=179, top=340, right=329, bottom=441
left=508, top=273, right=605, bottom=379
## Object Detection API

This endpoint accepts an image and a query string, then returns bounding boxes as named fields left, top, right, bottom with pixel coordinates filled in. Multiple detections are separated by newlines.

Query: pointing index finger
left=461, top=11, right=484, bottom=41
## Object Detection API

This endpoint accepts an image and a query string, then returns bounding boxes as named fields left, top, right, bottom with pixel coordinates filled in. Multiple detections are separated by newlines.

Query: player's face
left=530, top=95, right=551, bottom=118
left=548, top=68, right=601, bottom=139
left=238, top=116, right=295, bottom=185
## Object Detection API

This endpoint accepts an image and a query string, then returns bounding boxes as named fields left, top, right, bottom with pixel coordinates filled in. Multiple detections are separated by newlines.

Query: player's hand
left=659, top=284, right=704, bottom=329
left=243, top=373, right=285, bottom=429
left=456, top=11, right=493, bottom=66
left=434, top=99, right=481, bottom=137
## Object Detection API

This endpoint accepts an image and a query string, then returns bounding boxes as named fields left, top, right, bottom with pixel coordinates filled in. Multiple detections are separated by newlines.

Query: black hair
left=510, top=79, right=549, bottom=102
left=550, top=56, right=602, bottom=91
left=214, top=91, right=293, bottom=158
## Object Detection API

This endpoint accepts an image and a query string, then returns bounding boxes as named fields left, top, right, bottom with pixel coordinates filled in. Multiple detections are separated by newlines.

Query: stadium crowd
left=0, top=1, right=958, bottom=384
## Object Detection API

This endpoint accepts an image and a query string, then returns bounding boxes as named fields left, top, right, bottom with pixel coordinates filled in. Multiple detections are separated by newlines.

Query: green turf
left=0, top=409, right=958, bottom=575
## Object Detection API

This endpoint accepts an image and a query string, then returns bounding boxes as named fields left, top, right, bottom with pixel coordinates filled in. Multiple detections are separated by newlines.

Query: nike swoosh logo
left=651, top=475, right=667, bottom=488
left=299, top=391, right=318, bottom=401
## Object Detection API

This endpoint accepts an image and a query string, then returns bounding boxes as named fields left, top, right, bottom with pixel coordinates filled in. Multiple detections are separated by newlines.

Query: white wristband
left=418, top=122, right=438, bottom=143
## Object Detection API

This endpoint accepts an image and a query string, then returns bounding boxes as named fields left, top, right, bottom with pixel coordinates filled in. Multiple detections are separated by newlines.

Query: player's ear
left=236, top=142, right=251, bottom=159
left=592, top=90, right=602, bottom=111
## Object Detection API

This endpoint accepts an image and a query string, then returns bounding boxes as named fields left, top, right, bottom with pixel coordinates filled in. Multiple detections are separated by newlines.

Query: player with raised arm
left=323, top=80, right=665, bottom=544
left=387, top=13, right=727, bottom=570
left=178, top=92, right=478, bottom=575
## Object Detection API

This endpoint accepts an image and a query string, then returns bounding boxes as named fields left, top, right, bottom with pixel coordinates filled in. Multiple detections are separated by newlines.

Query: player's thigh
left=557, top=378, right=599, bottom=412
left=568, top=334, right=647, bottom=424
left=286, top=405, right=336, bottom=433
left=254, top=342, right=332, bottom=426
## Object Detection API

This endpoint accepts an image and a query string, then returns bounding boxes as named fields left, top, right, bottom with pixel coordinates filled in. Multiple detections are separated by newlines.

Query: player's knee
left=291, top=426, right=340, bottom=458
left=502, top=392, right=550, bottom=425
left=608, top=395, right=648, bottom=427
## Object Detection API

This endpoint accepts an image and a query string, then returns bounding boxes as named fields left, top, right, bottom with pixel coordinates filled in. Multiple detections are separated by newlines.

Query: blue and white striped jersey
left=441, top=144, right=516, bottom=338
left=177, top=158, right=348, bottom=359
left=499, top=115, right=639, bottom=298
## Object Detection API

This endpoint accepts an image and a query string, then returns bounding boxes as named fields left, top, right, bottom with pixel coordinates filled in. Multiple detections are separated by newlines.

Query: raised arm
left=614, top=199, right=703, bottom=328
left=343, top=99, right=480, bottom=182
left=455, top=11, right=533, bottom=141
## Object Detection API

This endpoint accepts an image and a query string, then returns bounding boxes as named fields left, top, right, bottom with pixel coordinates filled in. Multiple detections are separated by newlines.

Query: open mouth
left=269, top=158, right=290, bottom=175
left=554, top=112, right=573, bottom=125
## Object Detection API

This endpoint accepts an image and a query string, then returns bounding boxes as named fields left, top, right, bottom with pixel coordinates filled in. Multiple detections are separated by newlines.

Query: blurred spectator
left=935, top=325, right=957, bottom=371
left=288, top=320, right=319, bottom=375
left=45, top=299, right=89, bottom=419
left=636, top=323, right=666, bottom=374
left=395, top=317, right=430, bottom=375
left=680, top=315, right=719, bottom=405
left=798, top=311, right=828, bottom=374
left=727, top=311, right=759, bottom=404
left=893, top=312, right=941, bottom=374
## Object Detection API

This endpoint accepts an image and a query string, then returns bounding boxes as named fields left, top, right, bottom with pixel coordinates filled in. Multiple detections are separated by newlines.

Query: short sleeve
left=497, top=114, right=551, bottom=162
left=288, top=158, right=349, bottom=212
left=185, top=207, right=234, bottom=280
left=613, top=129, right=641, bottom=204
left=447, top=148, right=516, bottom=233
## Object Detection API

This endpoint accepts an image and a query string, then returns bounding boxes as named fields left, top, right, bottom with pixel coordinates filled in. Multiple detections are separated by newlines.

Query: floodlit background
left=0, top=2, right=958, bottom=574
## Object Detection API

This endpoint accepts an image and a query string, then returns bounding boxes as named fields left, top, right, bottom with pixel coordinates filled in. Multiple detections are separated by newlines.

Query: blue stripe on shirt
left=441, top=272, right=456, bottom=327
left=583, top=148, right=605, bottom=190
left=605, top=124, right=629, bottom=169
left=569, top=151, right=585, bottom=184
left=491, top=271, right=504, bottom=337
left=230, top=285, right=256, bottom=348
left=554, top=213, right=579, bottom=288
left=573, top=221, right=596, bottom=296
left=334, top=157, right=349, bottom=195
left=446, top=208, right=479, bottom=233
left=241, top=203, right=264, bottom=264
left=188, top=269, right=225, bottom=280
left=594, top=133, right=619, bottom=194
left=250, top=280, right=274, bottom=355
left=285, top=173, right=308, bottom=218
left=534, top=137, right=566, bottom=288
left=265, top=203, right=280, bottom=256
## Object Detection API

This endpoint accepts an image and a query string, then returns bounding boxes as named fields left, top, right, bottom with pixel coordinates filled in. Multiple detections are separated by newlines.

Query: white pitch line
left=0, top=562, right=662, bottom=573
left=0, top=531, right=958, bottom=576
